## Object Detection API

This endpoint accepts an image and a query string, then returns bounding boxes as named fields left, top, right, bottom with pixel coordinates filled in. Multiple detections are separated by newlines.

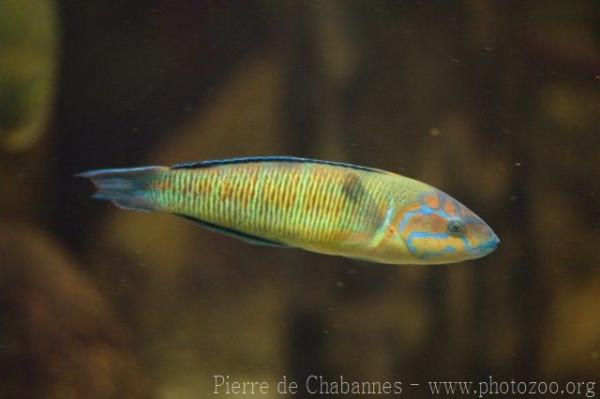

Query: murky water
left=1, top=2, right=599, bottom=398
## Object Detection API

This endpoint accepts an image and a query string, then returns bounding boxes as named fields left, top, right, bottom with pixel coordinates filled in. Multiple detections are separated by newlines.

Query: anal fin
left=175, top=214, right=289, bottom=247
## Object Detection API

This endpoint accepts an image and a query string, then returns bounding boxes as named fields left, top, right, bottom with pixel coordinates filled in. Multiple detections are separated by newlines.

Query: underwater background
left=1, top=1, right=599, bottom=398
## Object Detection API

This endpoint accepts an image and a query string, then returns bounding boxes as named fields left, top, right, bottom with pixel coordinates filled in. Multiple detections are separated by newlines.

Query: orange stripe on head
left=411, top=235, right=465, bottom=255
left=387, top=203, right=420, bottom=233
left=443, top=200, right=456, bottom=216
left=406, top=213, right=447, bottom=234
left=394, top=203, right=419, bottom=219
left=423, top=194, right=440, bottom=209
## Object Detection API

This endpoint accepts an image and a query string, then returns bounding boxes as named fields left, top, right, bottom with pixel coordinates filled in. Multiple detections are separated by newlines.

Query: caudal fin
left=76, top=166, right=166, bottom=212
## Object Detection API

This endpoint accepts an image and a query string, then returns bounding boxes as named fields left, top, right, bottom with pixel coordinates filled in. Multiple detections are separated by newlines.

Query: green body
left=146, top=161, right=429, bottom=263
left=81, top=157, right=499, bottom=265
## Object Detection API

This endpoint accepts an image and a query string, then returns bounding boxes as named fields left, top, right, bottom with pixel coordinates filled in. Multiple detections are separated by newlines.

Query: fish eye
left=447, top=220, right=465, bottom=237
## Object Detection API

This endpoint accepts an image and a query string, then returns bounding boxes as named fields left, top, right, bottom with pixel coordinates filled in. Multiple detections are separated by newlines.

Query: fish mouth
left=470, top=234, right=500, bottom=258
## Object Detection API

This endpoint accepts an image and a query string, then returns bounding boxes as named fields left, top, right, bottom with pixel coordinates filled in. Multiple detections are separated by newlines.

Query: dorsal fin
left=175, top=214, right=289, bottom=247
left=171, top=156, right=385, bottom=174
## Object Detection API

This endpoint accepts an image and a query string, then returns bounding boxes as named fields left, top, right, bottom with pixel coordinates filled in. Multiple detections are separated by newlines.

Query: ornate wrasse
left=78, top=156, right=499, bottom=265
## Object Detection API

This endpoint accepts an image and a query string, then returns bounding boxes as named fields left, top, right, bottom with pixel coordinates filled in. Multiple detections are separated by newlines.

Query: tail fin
left=76, top=166, right=167, bottom=212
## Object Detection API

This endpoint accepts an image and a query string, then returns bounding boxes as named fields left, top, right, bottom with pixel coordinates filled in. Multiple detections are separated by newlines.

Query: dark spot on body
left=342, top=173, right=365, bottom=203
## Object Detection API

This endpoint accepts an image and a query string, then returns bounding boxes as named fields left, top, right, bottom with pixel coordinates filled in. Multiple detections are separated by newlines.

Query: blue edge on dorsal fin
left=171, top=156, right=384, bottom=174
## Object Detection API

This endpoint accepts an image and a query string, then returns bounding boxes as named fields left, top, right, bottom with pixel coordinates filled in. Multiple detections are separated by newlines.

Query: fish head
left=394, top=189, right=499, bottom=264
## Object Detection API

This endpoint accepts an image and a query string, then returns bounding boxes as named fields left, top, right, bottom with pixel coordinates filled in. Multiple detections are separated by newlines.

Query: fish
left=78, top=156, right=499, bottom=265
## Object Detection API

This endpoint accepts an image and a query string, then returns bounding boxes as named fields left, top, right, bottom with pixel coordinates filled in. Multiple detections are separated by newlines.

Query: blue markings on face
left=468, top=234, right=500, bottom=257
left=396, top=191, right=498, bottom=262
left=399, top=193, right=477, bottom=260
left=461, top=236, right=473, bottom=251
left=398, top=196, right=458, bottom=259
left=423, top=245, right=456, bottom=259
left=404, top=231, right=454, bottom=259
left=397, top=205, right=451, bottom=232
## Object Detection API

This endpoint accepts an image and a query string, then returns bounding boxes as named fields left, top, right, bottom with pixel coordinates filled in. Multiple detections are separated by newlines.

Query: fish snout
left=473, top=231, right=500, bottom=257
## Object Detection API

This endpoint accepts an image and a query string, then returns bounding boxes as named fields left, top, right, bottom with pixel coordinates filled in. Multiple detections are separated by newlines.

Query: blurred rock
left=0, top=223, right=147, bottom=399
left=0, top=0, right=58, bottom=151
